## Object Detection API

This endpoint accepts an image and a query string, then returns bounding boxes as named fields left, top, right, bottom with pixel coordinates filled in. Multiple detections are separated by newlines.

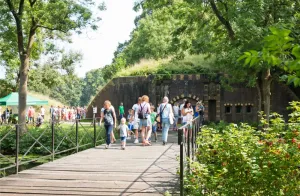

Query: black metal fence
left=178, top=116, right=202, bottom=196
left=0, top=118, right=104, bottom=177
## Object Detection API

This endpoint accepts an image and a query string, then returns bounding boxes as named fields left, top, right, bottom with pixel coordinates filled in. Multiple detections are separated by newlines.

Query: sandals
left=142, top=140, right=152, bottom=146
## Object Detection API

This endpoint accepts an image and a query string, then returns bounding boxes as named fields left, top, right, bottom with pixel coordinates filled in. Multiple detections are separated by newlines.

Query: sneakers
left=121, top=146, right=125, bottom=150
left=134, top=139, right=139, bottom=144
left=163, top=141, right=167, bottom=146
left=127, top=136, right=131, bottom=140
left=105, top=144, right=110, bottom=149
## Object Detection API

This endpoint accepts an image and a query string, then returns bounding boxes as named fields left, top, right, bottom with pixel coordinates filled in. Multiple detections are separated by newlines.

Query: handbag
left=155, top=104, right=167, bottom=123
left=169, top=112, right=174, bottom=125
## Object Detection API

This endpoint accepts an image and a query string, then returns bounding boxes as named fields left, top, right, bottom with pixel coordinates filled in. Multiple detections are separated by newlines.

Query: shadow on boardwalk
left=0, top=131, right=180, bottom=196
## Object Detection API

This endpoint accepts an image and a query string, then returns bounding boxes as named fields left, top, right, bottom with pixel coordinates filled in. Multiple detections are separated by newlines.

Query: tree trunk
left=261, top=69, right=272, bottom=125
left=18, top=55, right=29, bottom=128
left=255, top=80, right=262, bottom=118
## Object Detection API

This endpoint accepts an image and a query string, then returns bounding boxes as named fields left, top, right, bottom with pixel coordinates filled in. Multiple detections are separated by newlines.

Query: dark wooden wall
left=87, top=75, right=299, bottom=123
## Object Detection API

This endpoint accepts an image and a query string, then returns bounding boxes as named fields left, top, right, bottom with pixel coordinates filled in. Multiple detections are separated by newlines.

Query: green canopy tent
left=0, top=92, right=48, bottom=106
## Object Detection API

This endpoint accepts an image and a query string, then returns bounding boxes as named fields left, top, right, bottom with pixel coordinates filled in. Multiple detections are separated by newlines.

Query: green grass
left=115, top=54, right=216, bottom=77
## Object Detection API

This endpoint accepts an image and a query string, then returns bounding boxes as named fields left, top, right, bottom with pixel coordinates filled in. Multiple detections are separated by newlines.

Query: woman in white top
left=158, top=96, right=174, bottom=145
left=138, top=95, right=151, bottom=146
left=181, top=100, right=194, bottom=139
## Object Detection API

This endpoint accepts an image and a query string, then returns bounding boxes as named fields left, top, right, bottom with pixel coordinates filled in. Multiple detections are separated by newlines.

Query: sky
left=0, top=0, right=139, bottom=79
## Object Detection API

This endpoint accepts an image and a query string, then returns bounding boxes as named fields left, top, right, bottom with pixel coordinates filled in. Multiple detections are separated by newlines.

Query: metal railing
left=178, top=116, right=203, bottom=196
left=0, top=118, right=104, bottom=177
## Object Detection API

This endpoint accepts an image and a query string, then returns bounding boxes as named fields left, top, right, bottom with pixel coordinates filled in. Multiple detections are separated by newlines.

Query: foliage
left=0, top=122, right=105, bottom=162
left=102, top=55, right=127, bottom=81
left=240, top=27, right=300, bottom=87
left=185, top=102, right=300, bottom=195
left=130, top=0, right=300, bottom=123
left=0, top=0, right=104, bottom=124
left=80, top=68, right=106, bottom=106
left=112, top=54, right=216, bottom=78
left=25, top=51, right=84, bottom=106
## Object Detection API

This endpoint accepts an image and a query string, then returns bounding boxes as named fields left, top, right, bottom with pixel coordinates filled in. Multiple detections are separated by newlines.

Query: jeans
left=174, top=116, right=179, bottom=128
left=104, top=124, right=113, bottom=145
left=161, top=118, right=170, bottom=142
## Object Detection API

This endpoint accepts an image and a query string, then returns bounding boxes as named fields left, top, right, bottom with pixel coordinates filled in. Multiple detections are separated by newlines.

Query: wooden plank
left=0, top=132, right=180, bottom=196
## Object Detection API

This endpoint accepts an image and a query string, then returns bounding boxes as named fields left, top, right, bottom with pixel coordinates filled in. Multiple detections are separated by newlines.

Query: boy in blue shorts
left=118, top=118, right=129, bottom=150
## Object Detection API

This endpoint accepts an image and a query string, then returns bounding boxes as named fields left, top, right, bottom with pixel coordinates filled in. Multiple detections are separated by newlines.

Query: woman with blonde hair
left=100, top=100, right=117, bottom=149
left=138, top=95, right=151, bottom=146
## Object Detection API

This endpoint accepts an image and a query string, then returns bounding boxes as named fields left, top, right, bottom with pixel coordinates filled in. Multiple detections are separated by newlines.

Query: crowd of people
left=49, top=105, right=87, bottom=123
left=99, top=96, right=205, bottom=150
left=0, top=105, right=88, bottom=126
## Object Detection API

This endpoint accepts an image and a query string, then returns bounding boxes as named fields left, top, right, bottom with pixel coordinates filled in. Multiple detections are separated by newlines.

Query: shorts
left=121, top=136, right=127, bottom=142
left=152, top=125, right=157, bottom=133
left=128, top=124, right=133, bottom=131
left=133, top=121, right=140, bottom=130
left=182, top=122, right=193, bottom=129
left=140, top=119, right=150, bottom=127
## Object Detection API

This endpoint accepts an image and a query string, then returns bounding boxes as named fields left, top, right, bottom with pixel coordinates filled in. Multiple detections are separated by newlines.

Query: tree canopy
left=0, top=0, right=104, bottom=124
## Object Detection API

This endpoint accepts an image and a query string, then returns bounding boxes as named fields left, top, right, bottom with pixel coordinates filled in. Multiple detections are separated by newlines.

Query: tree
left=0, top=0, right=103, bottom=125
left=80, top=69, right=105, bottom=106
left=136, top=0, right=300, bottom=122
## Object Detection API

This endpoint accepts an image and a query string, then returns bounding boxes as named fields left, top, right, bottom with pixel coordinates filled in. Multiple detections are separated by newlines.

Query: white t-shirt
left=118, top=124, right=129, bottom=137
left=173, top=106, right=179, bottom=117
left=40, top=108, right=45, bottom=115
left=158, top=103, right=172, bottom=119
left=182, top=108, right=193, bottom=123
left=132, top=104, right=140, bottom=123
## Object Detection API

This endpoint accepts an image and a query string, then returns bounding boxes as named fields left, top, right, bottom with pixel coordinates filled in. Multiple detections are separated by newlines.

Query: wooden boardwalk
left=0, top=132, right=180, bottom=196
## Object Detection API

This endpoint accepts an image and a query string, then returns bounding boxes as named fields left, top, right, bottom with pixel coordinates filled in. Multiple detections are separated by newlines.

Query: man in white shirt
left=132, top=97, right=142, bottom=144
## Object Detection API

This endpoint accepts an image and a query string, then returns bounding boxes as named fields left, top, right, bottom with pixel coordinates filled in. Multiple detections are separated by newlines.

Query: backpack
left=104, top=109, right=114, bottom=125
left=138, top=104, right=148, bottom=119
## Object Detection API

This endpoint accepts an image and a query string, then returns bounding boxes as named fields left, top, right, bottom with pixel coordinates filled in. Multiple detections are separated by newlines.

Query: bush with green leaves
left=185, top=102, right=300, bottom=195
left=0, top=123, right=105, bottom=164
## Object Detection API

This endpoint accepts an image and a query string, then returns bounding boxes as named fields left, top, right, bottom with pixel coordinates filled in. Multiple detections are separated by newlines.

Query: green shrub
left=0, top=122, right=105, bottom=161
left=185, top=102, right=300, bottom=195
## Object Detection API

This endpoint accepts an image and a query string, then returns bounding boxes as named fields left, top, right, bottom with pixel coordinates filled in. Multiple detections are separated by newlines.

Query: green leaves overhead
left=240, top=27, right=300, bottom=86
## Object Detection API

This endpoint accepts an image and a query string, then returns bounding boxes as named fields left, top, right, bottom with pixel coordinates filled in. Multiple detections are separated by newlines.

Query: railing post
left=179, top=128, right=184, bottom=196
left=51, top=121, right=55, bottom=161
left=93, top=117, right=96, bottom=147
left=15, top=125, right=19, bottom=175
left=192, top=123, right=195, bottom=161
left=187, top=125, right=190, bottom=160
left=76, top=120, right=79, bottom=153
